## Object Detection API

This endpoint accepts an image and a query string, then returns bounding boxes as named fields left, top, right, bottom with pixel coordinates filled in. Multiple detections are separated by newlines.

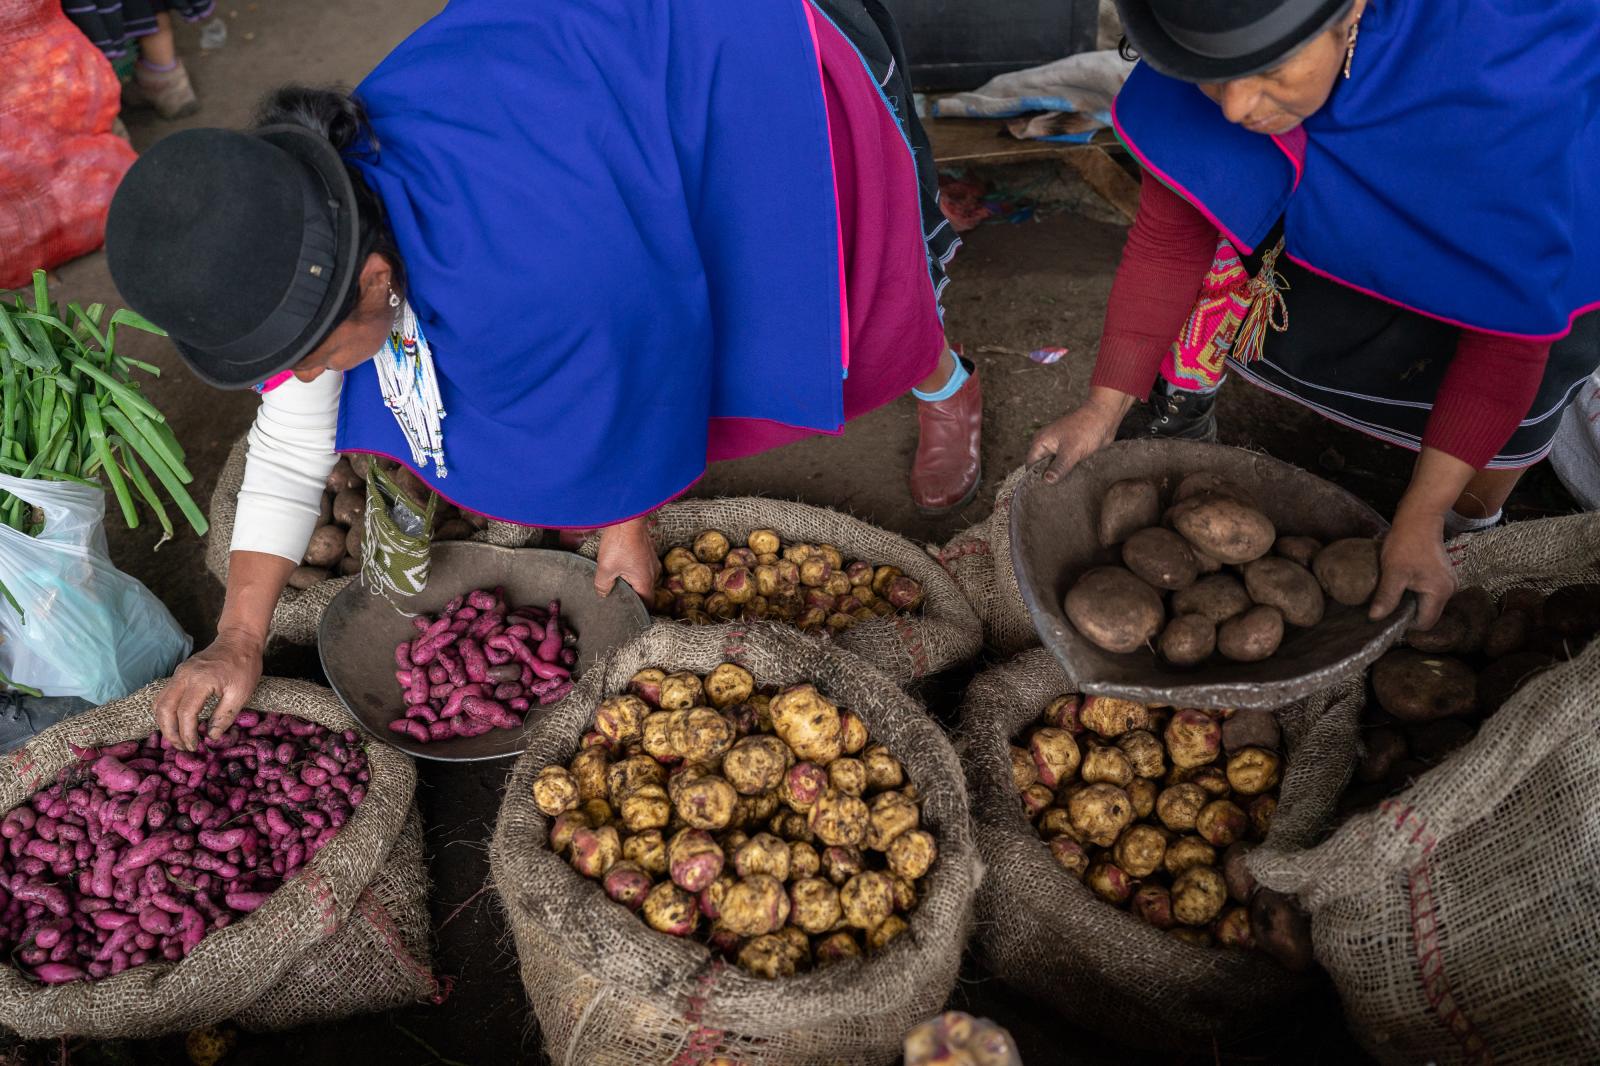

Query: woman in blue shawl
left=1030, top=0, right=1599, bottom=630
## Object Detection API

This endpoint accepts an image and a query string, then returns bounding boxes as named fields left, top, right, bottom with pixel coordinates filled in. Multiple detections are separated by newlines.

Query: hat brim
left=174, top=124, right=362, bottom=389
left=1118, top=0, right=1352, bottom=83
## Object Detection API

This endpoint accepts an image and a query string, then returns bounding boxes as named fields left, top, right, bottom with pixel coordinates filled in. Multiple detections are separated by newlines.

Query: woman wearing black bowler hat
left=104, top=0, right=985, bottom=751
left=1028, top=0, right=1600, bottom=630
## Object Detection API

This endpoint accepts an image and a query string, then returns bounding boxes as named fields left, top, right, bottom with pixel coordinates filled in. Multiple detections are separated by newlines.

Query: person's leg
left=915, top=345, right=958, bottom=394
left=137, top=11, right=178, bottom=66
left=132, top=11, right=200, bottom=120
left=910, top=342, right=983, bottom=513
left=1442, top=467, right=1523, bottom=536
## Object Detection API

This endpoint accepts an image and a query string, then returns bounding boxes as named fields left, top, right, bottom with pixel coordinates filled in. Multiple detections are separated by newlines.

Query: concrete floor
left=13, top=0, right=1583, bottom=1062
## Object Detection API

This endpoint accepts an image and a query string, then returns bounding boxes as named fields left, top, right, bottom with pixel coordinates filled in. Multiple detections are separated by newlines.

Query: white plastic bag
left=0, top=473, right=190, bottom=702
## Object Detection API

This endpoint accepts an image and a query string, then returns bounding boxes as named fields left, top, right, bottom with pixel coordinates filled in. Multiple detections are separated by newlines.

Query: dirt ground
left=15, top=1, right=1583, bottom=1063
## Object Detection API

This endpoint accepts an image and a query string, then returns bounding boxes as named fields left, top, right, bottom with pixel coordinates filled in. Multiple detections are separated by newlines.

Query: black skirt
left=1228, top=238, right=1598, bottom=469
left=63, top=0, right=216, bottom=59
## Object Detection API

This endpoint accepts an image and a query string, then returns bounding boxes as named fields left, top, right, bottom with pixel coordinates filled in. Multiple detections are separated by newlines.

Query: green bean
left=112, top=435, right=173, bottom=540
left=114, top=400, right=191, bottom=483
left=99, top=407, right=207, bottom=535
left=61, top=355, right=162, bottom=422
left=82, top=396, right=137, bottom=529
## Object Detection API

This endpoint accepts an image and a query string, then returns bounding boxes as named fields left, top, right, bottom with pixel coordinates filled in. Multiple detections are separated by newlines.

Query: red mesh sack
left=0, top=0, right=136, bottom=288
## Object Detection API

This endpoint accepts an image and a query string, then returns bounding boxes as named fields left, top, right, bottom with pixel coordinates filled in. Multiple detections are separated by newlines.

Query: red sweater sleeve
left=1090, top=176, right=1219, bottom=397
left=1422, top=331, right=1551, bottom=468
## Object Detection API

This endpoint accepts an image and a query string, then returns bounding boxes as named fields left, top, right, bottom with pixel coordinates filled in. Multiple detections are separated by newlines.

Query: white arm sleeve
left=231, top=372, right=344, bottom=562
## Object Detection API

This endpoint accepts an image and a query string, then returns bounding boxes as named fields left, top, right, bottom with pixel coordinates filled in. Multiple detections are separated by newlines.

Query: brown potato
left=681, top=563, right=715, bottom=596
left=1164, top=708, right=1222, bottom=769
left=737, top=934, right=799, bottom=979
left=331, top=487, right=367, bottom=528
left=595, top=694, right=650, bottom=748
left=1064, top=567, right=1165, bottom=654
left=1043, top=695, right=1083, bottom=733
left=789, top=841, right=821, bottom=880
left=1217, top=605, right=1284, bottom=662
left=1122, top=527, right=1200, bottom=591
left=1214, top=906, right=1253, bottom=949
left=1221, top=708, right=1281, bottom=754
left=667, top=828, right=725, bottom=893
left=789, top=877, right=843, bottom=934
left=1251, top=888, right=1313, bottom=971
left=1159, top=614, right=1217, bottom=666
left=814, top=931, right=861, bottom=967
left=1170, top=496, right=1275, bottom=565
left=1171, top=866, right=1227, bottom=926
left=1225, top=748, right=1282, bottom=796
left=673, top=775, right=739, bottom=831
left=1312, top=538, right=1380, bottom=606
left=434, top=518, right=473, bottom=541
left=579, top=798, right=613, bottom=828
left=1247, top=794, right=1276, bottom=837
left=1370, top=649, right=1476, bottom=721
left=1180, top=765, right=1230, bottom=797
left=720, top=736, right=790, bottom=796
left=769, top=684, right=844, bottom=764
left=1020, top=783, right=1055, bottom=820
left=828, top=757, right=867, bottom=797
left=1406, top=586, right=1495, bottom=655
left=622, top=830, right=668, bottom=876
left=721, top=875, right=790, bottom=937
left=809, top=789, right=871, bottom=848
left=532, top=766, right=580, bottom=816
left=1078, top=696, right=1151, bottom=739
left=1355, top=726, right=1407, bottom=784
left=1037, top=808, right=1075, bottom=840
left=1127, top=778, right=1158, bottom=820
left=1196, top=799, right=1248, bottom=847
left=840, top=871, right=895, bottom=930
left=1483, top=609, right=1531, bottom=659
left=1173, top=472, right=1257, bottom=507
left=692, top=530, right=730, bottom=564
left=779, top=762, right=829, bottom=813
left=1274, top=535, right=1322, bottom=568
left=1086, top=860, right=1134, bottom=905
left=1477, top=651, right=1556, bottom=714
left=1113, top=824, right=1167, bottom=878
left=1163, top=835, right=1216, bottom=877
left=887, top=829, right=937, bottom=880
left=287, top=565, right=333, bottom=590
left=1243, top=557, right=1325, bottom=628
left=1010, top=746, right=1039, bottom=792
left=1222, top=841, right=1257, bottom=904
left=1067, top=783, right=1134, bottom=847
left=659, top=672, right=705, bottom=711
left=1029, top=728, right=1082, bottom=788
left=673, top=708, right=736, bottom=765
left=732, top=833, right=791, bottom=881
left=1048, top=836, right=1090, bottom=880
left=1156, top=782, right=1209, bottom=833
left=1132, top=885, right=1175, bottom=929
left=865, top=790, right=920, bottom=851
left=1098, top=479, right=1161, bottom=548
left=866, top=914, right=909, bottom=951
left=607, top=755, right=667, bottom=806
left=1081, top=745, right=1135, bottom=788
left=303, top=524, right=347, bottom=568
left=704, top=663, right=755, bottom=708
left=862, top=745, right=905, bottom=791
left=567, top=748, right=608, bottom=803
left=1171, top=575, right=1253, bottom=625
left=1115, top=730, right=1166, bottom=779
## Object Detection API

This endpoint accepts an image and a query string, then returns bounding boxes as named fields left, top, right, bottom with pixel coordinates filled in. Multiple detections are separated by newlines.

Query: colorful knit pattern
left=1159, top=236, right=1251, bottom=392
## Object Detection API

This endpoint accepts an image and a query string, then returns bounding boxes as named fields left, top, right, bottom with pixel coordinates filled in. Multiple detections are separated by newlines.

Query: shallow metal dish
left=1010, top=440, right=1414, bottom=709
left=318, top=543, right=649, bottom=762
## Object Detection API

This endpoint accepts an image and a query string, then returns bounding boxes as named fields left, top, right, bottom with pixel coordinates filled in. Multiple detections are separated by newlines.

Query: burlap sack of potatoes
left=934, top=466, right=1038, bottom=657
left=1250, top=513, right=1600, bottom=1066
left=206, top=434, right=537, bottom=645
left=490, top=623, right=980, bottom=1066
left=0, top=677, right=436, bottom=1038
left=577, top=498, right=983, bottom=684
left=960, top=647, right=1361, bottom=1049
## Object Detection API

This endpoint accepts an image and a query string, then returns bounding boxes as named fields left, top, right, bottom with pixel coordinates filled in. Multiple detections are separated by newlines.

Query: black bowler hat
left=1116, top=0, right=1354, bottom=82
left=105, top=125, right=360, bottom=389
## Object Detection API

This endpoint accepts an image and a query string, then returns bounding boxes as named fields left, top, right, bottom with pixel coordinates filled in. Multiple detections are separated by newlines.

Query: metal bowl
left=1010, top=440, right=1414, bottom=709
left=318, top=542, right=649, bottom=761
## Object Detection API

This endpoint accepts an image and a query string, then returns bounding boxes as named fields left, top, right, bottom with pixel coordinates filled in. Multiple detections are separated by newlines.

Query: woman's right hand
left=152, top=628, right=265, bottom=752
left=1027, top=387, right=1136, bottom=484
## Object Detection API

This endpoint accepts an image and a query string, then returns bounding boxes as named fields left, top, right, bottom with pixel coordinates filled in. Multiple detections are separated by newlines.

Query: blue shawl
left=1113, top=0, right=1600, bottom=340
left=338, top=0, right=842, bottom=526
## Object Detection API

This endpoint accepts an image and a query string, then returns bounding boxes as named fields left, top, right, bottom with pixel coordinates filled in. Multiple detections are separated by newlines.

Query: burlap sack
left=934, top=466, right=1036, bottom=656
left=578, top=498, right=982, bottom=684
left=490, top=623, right=980, bottom=1065
left=1251, top=514, right=1600, bottom=1065
left=206, top=434, right=537, bottom=645
left=0, top=677, right=435, bottom=1038
left=960, top=647, right=1362, bottom=1049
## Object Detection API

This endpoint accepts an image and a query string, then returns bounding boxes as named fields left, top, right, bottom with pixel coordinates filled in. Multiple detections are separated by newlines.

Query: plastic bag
left=0, top=473, right=190, bottom=703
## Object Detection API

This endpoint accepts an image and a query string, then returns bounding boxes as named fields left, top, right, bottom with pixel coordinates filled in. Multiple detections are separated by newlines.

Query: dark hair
left=253, top=86, right=407, bottom=323
left=1118, top=34, right=1140, bottom=63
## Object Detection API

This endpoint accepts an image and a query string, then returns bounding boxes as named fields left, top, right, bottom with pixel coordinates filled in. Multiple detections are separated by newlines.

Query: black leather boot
left=1118, top=381, right=1219, bottom=443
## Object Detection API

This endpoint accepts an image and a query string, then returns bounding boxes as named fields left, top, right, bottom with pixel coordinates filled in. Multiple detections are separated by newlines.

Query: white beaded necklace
left=375, top=299, right=447, bottom=477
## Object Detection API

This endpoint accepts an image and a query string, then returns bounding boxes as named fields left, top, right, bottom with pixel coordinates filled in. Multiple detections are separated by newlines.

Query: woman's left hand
left=594, top=516, right=660, bottom=601
left=1370, top=508, right=1457, bottom=629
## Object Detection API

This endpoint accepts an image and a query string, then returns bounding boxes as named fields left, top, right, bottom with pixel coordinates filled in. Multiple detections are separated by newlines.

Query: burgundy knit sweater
left=1090, top=177, right=1551, bottom=469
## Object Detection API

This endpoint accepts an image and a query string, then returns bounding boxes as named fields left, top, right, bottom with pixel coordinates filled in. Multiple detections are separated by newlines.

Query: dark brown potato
left=1099, top=479, right=1161, bottom=548
left=1172, top=575, right=1253, bottom=625
left=1355, top=726, right=1407, bottom=784
left=287, top=565, right=332, bottom=590
left=326, top=457, right=361, bottom=493
left=1222, top=841, right=1256, bottom=904
left=1476, top=651, right=1556, bottom=714
left=1217, top=606, right=1284, bottom=663
left=1405, top=719, right=1478, bottom=765
left=1242, top=557, right=1325, bottom=628
left=1312, top=538, right=1381, bottom=607
left=317, top=491, right=334, bottom=527
left=1122, top=527, right=1200, bottom=591
left=1222, top=708, right=1281, bottom=754
left=1159, top=614, right=1216, bottom=666
left=1191, top=548, right=1224, bottom=575
left=303, top=524, right=347, bottom=568
left=338, top=555, right=361, bottom=576
left=1541, top=584, right=1600, bottom=639
left=1499, top=586, right=1547, bottom=619
left=332, top=488, right=367, bottom=527
left=1274, top=536, right=1322, bottom=568
left=434, top=518, right=474, bottom=541
left=1170, top=497, right=1276, bottom=566
left=345, top=523, right=365, bottom=564
left=1251, top=888, right=1314, bottom=972
left=1407, top=587, right=1494, bottom=655
left=1064, top=567, right=1165, bottom=654
left=1370, top=650, right=1476, bottom=721
left=1173, top=472, right=1257, bottom=508
left=1483, top=608, right=1531, bottom=660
